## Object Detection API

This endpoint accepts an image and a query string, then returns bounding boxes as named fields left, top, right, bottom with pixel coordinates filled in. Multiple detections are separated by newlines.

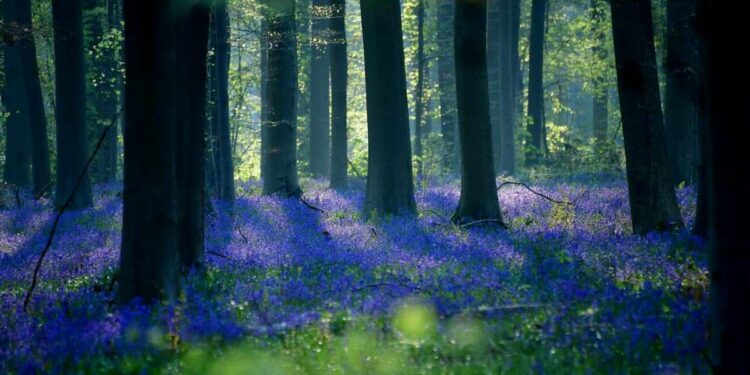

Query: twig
left=421, top=209, right=449, bottom=223
left=235, top=225, right=249, bottom=244
left=23, top=110, right=121, bottom=311
left=347, top=159, right=363, bottom=179
left=497, top=180, right=572, bottom=206
left=459, top=219, right=508, bottom=229
left=34, top=181, right=53, bottom=201
left=14, top=186, right=22, bottom=208
left=207, top=250, right=229, bottom=259
left=299, top=196, right=327, bottom=215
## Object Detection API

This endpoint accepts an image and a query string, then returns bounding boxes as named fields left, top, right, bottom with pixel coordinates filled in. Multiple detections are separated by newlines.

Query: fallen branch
left=207, top=250, right=229, bottom=259
left=459, top=219, right=508, bottom=229
left=33, top=182, right=53, bottom=201
left=497, top=180, right=572, bottom=206
left=421, top=209, right=449, bottom=223
left=23, top=110, right=121, bottom=311
left=235, top=225, right=249, bottom=244
left=299, top=196, right=327, bottom=215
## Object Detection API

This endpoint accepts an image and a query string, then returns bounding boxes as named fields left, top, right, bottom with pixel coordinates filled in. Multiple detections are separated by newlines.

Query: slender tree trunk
left=525, top=0, right=546, bottom=166
left=260, top=8, right=269, bottom=182
left=212, top=0, right=235, bottom=201
left=175, top=2, right=210, bottom=271
left=487, top=0, right=501, bottom=172
left=698, top=2, right=750, bottom=372
left=437, top=0, right=458, bottom=174
left=329, top=0, right=348, bottom=189
left=510, top=0, right=521, bottom=142
left=263, top=0, right=301, bottom=197
left=308, top=0, right=331, bottom=177
left=360, top=0, right=416, bottom=216
left=497, top=0, right=515, bottom=175
left=119, top=0, right=178, bottom=303
left=2, top=0, right=32, bottom=187
left=610, top=0, right=683, bottom=234
left=453, top=0, right=503, bottom=225
left=414, top=0, right=426, bottom=181
left=590, top=0, right=608, bottom=155
left=17, top=0, right=51, bottom=194
left=53, top=0, right=93, bottom=210
left=664, top=0, right=698, bottom=186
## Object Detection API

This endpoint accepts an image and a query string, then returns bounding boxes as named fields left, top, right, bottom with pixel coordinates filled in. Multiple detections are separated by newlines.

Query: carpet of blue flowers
left=0, top=177, right=708, bottom=373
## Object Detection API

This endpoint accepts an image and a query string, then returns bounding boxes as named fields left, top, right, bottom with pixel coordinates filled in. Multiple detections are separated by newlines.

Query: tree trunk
left=437, top=0, right=458, bottom=175
left=260, top=8, right=269, bottom=182
left=175, top=2, right=210, bottom=271
left=2, top=0, right=32, bottom=188
left=308, top=0, right=331, bottom=177
left=590, top=0, right=608, bottom=155
left=329, top=0, right=348, bottom=189
left=119, top=0, right=179, bottom=303
left=211, top=0, right=235, bottom=201
left=360, top=0, right=416, bottom=216
left=53, top=0, right=93, bottom=210
left=497, top=0, right=515, bottom=175
left=698, top=1, right=750, bottom=372
left=414, top=0, right=426, bottom=181
left=610, top=0, right=683, bottom=234
left=487, top=0, right=501, bottom=172
left=664, top=0, right=698, bottom=186
left=453, top=0, right=503, bottom=225
left=17, top=0, right=52, bottom=194
left=525, top=0, right=546, bottom=166
left=262, top=0, right=301, bottom=197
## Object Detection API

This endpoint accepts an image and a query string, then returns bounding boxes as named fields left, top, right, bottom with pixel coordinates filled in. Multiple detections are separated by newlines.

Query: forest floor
left=0, top=176, right=708, bottom=373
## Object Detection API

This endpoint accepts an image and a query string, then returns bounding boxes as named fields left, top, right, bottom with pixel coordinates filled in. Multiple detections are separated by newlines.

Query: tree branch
left=497, top=180, right=572, bottom=206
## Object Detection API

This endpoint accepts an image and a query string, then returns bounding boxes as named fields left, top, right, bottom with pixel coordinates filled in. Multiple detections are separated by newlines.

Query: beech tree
left=308, top=0, right=331, bottom=178
left=329, top=0, right=348, bottom=189
left=437, top=0, right=458, bottom=174
left=525, top=0, right=546, bottom=166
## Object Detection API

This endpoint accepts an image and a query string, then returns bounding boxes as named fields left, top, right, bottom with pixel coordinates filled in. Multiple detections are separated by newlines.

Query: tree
left=360, top=0, right=416, bottom=216
left=262, top=0, right=301, bottom=197
left=610, top=0, right=683, bottom=235
left=2, top=0, right=32, bottom=188
left=53, top=0, right=93, bottom=210
left=210, top=0, right=235, bottom=201
left=590, top=0, right=608, bottom=155
left=664, top=0, right=698, bottom=186
left=329, top=0, right=348, bottom=189
left=525, top=0, right=546, bottom=166
left=497, top=0, right=515, bottom=175
left=413, top=0, right=426, bottom=181
left=437, top=0, right=458, bottom=174
left=308, top=0, right=331, bottom=178
left=17, top=0, right=52, bottom=195
left=452, top=0, right=503, bottom=225
left=487, top=0, right=501, bottom=172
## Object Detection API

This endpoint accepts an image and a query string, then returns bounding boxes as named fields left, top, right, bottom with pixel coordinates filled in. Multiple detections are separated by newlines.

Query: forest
left=0, top=0, right=747, bottom=373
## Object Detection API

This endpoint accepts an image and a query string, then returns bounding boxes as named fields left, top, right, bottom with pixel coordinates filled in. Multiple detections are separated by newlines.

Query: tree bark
left=453, top=0, right=503, bottom=225
left=360, top=0, right=416, bottom=216
left=414, top=0, right=426, bottom=181
left=590, top=0, right=608, bottom=155
left=308, top=0, right=331, bottom=177
left=497, top=0, right=515, bottom=175
left=525, top=0, right=546, bottom=166
left=487, top=0, right=501, bottom=172
left=211, top=0, right=235, bottom=201
left=53, top=0, right=93, bottom=210
left=610, top=0, right=683, bottom=234
left=262, top=0, right=301, bottom=197
left=437, top=0, right=458, bottom=175
left=329, top=0, right=348, bottom=189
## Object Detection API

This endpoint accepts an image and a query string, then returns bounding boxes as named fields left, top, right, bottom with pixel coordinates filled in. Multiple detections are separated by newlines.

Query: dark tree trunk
left=308, top=0, right=331, bottom=177
left=211, top=0, right=234, bottom=201
left=610, top=0, right=683, bottom=235
left=2, top=0, right=32, bottom=187
left=175, top=3, right=210, bottom=271
left=525, top=0, right=546, bottom=166
left=17, top=0, right=52, bottom=194
left=697, top=1, right=750, bottom=372
left=414, top=0, right=426, bottom=181
left=453, top=0, right=502, bottom=224
left=53, top=0, right=93, bottom=210
left=437, top=0, right=458, bottom=174
left=497, top=0, right=515, bottom=175
left=487, top=0, right=501, bottom=172
left=664, top=0, right=698, bottom=186
left=329, top=0, right=348, bottom=189
left=360, top=0, right=416, bottom=216
left=262, top=0, right=301, bottom=197
left=260, top=8, right=269, bottom=182
left=119, top=0, right=178, bottom=303
left=591, top=0, right=608, bottom=155
left=510, top=0, right=521, bottom=143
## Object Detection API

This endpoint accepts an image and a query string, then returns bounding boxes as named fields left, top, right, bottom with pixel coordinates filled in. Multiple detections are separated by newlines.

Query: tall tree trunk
left=497, top=0, right=515, bottom=175
left=53, top=0, right=93, bottom=210
left=263, top=0, right=301, bottom=197
left=487, top=0, right=501, bottom=172
left=17, top=0, right=52, bottom=194
left=437, top=0, right=458, bottom=175
left=414, top=0, right=426, bottom=181
left=610, top=0, right=683, bottom=234
left=525, top=0, right=546, bottom=166
left=212, top=0, right=235, bottom=201
left=260, top=7, right=269, bottom=182
left=119, top=0, right=179, bottom=303
left=308, top=0, right=331, bottom=177
left=510, top=0, right=521, bottom=145
left=175, top=2, right=210, bottom=271
left=698, top=2, right=750, bottom=372
left=453, top=0, right=503, bottom=225
left=664, top=0, right=698, bottom=186
left=590, top=0, right=608, bottom=155
left=360, top=0, right=416, bottom=216
left=2, top=0, right=32, bottom=187
left=329, top=0, right=348, bottom=189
